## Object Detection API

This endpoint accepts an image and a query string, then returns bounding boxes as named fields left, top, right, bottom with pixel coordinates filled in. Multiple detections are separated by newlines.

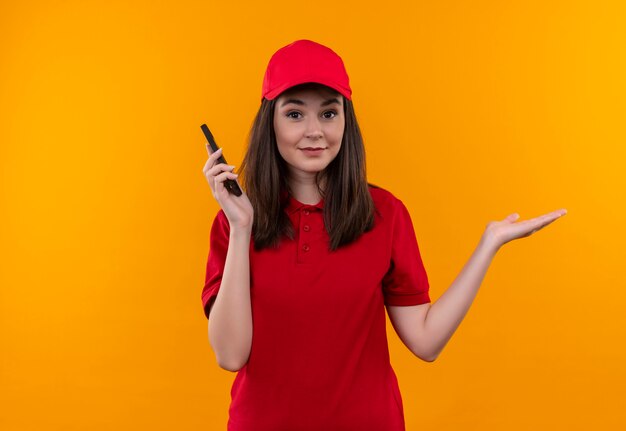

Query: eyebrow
left=280, top=97, right=341, bottom=108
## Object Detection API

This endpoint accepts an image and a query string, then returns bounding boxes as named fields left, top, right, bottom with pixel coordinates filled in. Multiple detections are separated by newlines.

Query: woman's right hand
left=203, top=145, right=254, bottom=232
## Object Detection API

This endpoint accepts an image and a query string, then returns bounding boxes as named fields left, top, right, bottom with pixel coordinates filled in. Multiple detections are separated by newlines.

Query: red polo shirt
left=202, top=184, right=430, bottom=431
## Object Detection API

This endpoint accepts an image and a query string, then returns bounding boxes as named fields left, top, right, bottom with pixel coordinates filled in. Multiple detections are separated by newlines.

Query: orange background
left=1, top=1, right=624, bottom=429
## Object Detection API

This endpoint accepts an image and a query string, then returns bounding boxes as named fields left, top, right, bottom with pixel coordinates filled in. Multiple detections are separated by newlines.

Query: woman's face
left=273, top=87, right=345, bottom=182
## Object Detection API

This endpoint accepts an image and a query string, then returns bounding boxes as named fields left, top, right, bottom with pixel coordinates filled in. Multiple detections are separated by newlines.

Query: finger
left=207, top=163, right=235, bottom=177
left=505, top=213, right=520, bottom=222
left=214, top=170, right=238, bottom=188
left=215, top=171, right=238, bottom=195
left=204, top=161, right=232, bottom=177
left=215, top=173, right=224, bottom=195
left=203, top=157, right=213, bottom=173
left=209, top=147, right=223, bottom=160
left=525, top=212, right=557, bottom=227
left=546, top=208, right=567, bottom=220
left=526, top=217, right=550, bottom=232
left=538, top=211, right=564, bottom=226
left=527, top=212, right=562, bottom=233
left=205, top=143, right=220, bottom=155
left=205, top=162, right=233, bottom=191
left=203, top=153, right=220, bottom=173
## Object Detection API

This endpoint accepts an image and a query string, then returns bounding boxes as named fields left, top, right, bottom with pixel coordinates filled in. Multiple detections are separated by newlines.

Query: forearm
left=208, top=227, right=253, bottom=371
left=422, top=236, right=499, bottom=361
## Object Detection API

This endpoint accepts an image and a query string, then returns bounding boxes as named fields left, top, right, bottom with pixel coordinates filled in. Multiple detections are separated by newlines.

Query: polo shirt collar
left=281, top=188, right=325, bottom=215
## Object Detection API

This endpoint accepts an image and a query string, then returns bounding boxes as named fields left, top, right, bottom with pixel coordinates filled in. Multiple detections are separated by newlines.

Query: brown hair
left=238, top=83, right=378, bottom=252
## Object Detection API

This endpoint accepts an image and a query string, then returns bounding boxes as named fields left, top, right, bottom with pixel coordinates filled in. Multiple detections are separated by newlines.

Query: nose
left=305, top=116, right=323, bottom=140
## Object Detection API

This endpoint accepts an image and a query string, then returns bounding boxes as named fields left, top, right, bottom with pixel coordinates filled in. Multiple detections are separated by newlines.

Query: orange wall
left=1, top=0, right=624, bottom=429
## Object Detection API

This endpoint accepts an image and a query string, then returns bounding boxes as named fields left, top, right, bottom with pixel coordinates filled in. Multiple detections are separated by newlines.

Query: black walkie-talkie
left=200, top=124, right=243, bottom=197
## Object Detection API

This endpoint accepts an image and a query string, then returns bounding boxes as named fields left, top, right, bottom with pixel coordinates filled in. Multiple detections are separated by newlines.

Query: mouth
left=300, top=147, right=326, bottom=156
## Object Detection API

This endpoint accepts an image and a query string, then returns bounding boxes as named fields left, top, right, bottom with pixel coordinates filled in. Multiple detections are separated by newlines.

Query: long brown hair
left=238, top=83, right=377, bottom=252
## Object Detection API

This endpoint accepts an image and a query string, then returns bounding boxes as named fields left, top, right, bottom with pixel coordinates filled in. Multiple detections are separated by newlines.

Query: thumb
left=506, top=213, right=520, bottom=222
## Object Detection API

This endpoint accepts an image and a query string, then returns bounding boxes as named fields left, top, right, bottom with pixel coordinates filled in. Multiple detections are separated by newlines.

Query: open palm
left=484, top=208, right=568, bottom=249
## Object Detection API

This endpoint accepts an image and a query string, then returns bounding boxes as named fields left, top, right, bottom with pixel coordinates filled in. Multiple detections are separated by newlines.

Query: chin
left=301, top=166, right=328, bottom=173
left=289, top=163, right=330, bottom=175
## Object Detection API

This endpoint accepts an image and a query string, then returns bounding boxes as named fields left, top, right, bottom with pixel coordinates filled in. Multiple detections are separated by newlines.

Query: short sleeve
left=382, top=198, right=431, bottom=306
left=201, top=209, right=230, bottom=320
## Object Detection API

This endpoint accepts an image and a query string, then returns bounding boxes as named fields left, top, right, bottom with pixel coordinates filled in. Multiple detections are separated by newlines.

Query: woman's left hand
left=482, top=208, right=568, bottom=251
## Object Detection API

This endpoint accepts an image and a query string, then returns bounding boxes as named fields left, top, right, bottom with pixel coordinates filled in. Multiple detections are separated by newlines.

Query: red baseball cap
left=261, top=39, right=352, bottom=101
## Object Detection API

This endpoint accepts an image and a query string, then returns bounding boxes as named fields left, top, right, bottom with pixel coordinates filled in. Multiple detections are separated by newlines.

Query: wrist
left=478, top=233, right=501, bottom=257
left=230, top=225, right=252, bottom=239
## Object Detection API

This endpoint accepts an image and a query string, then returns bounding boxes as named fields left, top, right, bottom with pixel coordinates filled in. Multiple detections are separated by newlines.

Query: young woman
left=201, top=39, right=567, bottom=431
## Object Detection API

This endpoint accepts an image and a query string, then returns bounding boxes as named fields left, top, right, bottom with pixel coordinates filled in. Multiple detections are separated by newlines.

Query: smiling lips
left=300, top=147, right=325, bottom=155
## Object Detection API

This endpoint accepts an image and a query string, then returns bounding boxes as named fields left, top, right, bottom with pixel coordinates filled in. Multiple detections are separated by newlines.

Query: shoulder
left=367, top=182, right=403, bottom=212
left=367, top=183, right=416, bottom=231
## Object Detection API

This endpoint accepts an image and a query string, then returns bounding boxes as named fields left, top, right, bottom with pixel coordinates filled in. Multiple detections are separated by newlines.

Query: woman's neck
left=287, top=176, right=326, bottom=205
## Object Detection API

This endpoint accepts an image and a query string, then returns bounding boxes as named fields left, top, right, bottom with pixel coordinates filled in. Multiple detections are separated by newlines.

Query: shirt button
left=303, top=225, right=310, bottom=232
left=303, top=209, right=310, bottom=216
left=303, top=244, right=310, bottom=252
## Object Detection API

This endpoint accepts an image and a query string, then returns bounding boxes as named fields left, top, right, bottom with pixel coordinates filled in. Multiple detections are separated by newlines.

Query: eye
left=285, top=110, right=338, bottom=120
